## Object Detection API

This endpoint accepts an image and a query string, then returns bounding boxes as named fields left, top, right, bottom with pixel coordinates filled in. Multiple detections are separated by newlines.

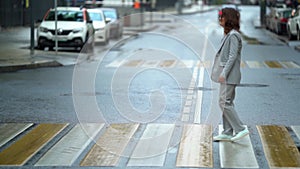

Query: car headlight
left=39, top=27, right=48, bottom=33
left=72, top=28, right=84, bottom=34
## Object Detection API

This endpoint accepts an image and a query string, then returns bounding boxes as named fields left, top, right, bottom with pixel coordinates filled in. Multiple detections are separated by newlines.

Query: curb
left=0, top=60, right=62, bottom=73
left=178, top=6, right=218, bottom=15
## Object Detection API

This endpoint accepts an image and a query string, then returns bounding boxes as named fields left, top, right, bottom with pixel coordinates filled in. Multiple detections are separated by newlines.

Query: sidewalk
left=0, top=4, right=216, bottom=72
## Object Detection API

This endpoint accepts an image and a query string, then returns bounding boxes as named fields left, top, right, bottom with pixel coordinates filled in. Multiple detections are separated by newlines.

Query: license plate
left=53, top=36, right=68, bottom=42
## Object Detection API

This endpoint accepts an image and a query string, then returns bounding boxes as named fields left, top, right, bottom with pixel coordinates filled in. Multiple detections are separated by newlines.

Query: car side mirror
left=88, top=20, right=93, bottom=24
left=105, top=18, right=111, bottom=24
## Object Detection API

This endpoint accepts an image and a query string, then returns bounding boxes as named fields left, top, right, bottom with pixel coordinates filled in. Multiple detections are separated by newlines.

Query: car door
left=290, top=11, right=298, bottom=35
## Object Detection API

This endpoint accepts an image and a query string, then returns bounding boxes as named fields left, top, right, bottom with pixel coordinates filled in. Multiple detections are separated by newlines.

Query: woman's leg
left=219, top=83, right=244, bottom=133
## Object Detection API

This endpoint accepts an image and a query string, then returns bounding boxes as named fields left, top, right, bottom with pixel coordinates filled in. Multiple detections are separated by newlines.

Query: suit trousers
left=219, top=83, right=245, bottom=136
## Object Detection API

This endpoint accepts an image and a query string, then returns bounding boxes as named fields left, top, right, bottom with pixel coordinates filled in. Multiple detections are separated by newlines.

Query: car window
left=282, top=10, right=292, bottom=18
left=45, top=11, right=84, bottom=22
left=89, top=12, right=103, bottom=21
left=103, top=10, right=117, bottom=19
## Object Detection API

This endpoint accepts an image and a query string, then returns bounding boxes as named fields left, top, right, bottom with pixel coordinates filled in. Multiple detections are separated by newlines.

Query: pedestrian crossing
left=0, top=123, right=300, bottom=168
left=106, top=59, right=300, bottom=69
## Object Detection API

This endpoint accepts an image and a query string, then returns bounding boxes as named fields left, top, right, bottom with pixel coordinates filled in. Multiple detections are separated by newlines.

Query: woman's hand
left=218, top=76, right=225, bottom=83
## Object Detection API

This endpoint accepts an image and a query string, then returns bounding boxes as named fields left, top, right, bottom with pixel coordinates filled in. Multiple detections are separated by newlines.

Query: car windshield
left=282, top=10, right=292, bottom=18
left=45, top=10, right=84, bottom=22
left=103, top=10, right=117, bottom=19
left=89, top=12, right=103, bottom=21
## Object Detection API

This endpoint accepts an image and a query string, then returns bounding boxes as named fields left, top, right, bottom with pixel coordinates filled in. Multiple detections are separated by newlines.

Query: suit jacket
left=211, top=29, right=242, bottom=84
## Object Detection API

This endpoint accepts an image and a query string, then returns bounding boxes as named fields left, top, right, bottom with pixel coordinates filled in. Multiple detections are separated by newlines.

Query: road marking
left=219, top=125, right=259, bottom=168
left=264, top=61, right=283, bottom=68
left=127, top=124, right=175, bottom=166
left=257, top=125, right=300, bottom=168
left=246, top=61, right=266, bottom=68
left=105, top=59, right=125, bottom=68
left=240, top=61, right=246, bottom=68
left=185, top=100, right=192, bottom=106
left=177, top=60, right=195, bottom=68
left=183, top=107, right=191, bottom=114
left=280, top=61, right=300, bottom=68
left=0, top=123, right=68, bottom=166
left=181, top=114, right=190, bottom=122
left=123, top=60, right=144, bottom=67
left=35, top=123, right=104, bottom=166
left=141, top=60, right=160, bottom=68
left=0, top=123, right=33, bottom=148
left=176, top=124, right=212, bottom=168
left=194, top=67, right=204, bottom=124
left=80, top=123, right=139, bottom=166
left=196, top=60, right=211, bottom=68
left=106, top=59, right=300, bottom=69
left=291, top=126, right=300, bottom=140
left=159, top=60, right=176, bottom=68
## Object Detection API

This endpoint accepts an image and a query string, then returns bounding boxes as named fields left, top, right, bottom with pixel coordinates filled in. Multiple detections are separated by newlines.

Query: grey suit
left=211, top=29, right=242, bottom=84
left=211, top=29, right=245, bottom=135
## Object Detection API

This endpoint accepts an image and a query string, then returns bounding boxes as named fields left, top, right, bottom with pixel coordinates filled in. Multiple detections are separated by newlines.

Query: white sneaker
left=213, top=134, right=233, bottom=141
left=231, top=128, right=249, bottom=142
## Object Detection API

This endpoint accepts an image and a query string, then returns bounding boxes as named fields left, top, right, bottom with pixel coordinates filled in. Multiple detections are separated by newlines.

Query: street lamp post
left=54, top=0, right=58, bottom=55
left=30, top=0, right=34, bottom=55
left=260, top=0, right=266, bottom=27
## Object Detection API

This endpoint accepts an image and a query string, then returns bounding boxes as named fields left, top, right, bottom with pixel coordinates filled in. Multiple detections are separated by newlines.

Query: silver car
left=287, top=8, right=300, bottom=40
left=88, top=8, right=110, bottom=45
left=102, top=8, right=123, bottom=39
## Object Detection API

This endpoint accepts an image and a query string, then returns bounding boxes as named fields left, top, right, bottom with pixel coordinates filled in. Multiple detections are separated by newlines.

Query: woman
left=211, top=8, right=249, bottom=142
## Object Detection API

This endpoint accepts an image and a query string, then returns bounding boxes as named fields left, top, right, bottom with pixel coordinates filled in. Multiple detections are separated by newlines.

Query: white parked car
left=266, top=7, right=292, bottom=34
left=37, top=7, right=94, bottom=51
left=87, top=8, right=110, bottom=45
left=287, top=9, right=300, bottom=40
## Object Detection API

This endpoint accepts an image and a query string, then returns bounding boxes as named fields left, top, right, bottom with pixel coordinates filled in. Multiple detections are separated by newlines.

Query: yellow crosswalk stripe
left=141, top=60, right=160, bottom=67
left=0, top=123, right=68, bottom=166
left=123, top=60, right=144, bottom=67
left=176, top=124, right=213, bottom=168
left=257, top=125, right=300, bottom=168
left=264, top=61, right=284, bottom=68
left=80, top=123, right=139, bottom=166
left=240, top=61, right=247, bottom=68
left=159, top=60, right=176, bottom=68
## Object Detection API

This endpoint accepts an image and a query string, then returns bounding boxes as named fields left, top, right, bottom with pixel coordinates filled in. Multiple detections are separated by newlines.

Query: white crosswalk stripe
left=35, top=123, right=104, bottom=166
left=218, top=125, right=259, bottom=168
left=291, top=126, right=300, bottom=140
left=128, top=124, right=175, bottom=166
left=0, top=123, right=33, bottom=148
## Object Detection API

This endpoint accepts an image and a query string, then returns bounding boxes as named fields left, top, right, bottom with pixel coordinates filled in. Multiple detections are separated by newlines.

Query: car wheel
left=37, top=43, right=45, bottom=50
left=105, top=37, right=109, bottom=45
